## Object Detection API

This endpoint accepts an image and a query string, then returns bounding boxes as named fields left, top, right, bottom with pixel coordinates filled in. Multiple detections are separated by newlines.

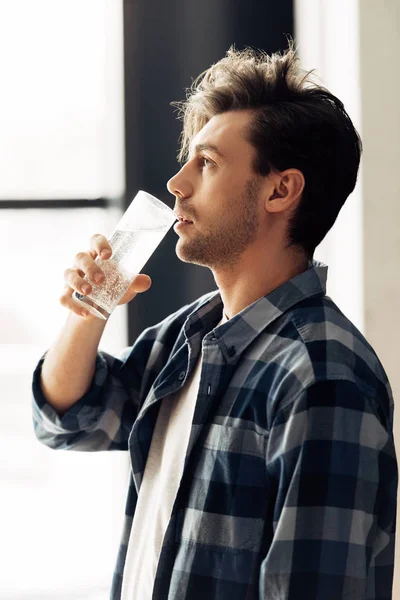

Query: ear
left=265, top=169, right=305, bottom=214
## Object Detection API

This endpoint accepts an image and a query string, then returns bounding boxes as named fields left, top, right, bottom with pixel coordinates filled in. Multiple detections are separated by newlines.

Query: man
left=32, top=46, right=397, bottom=599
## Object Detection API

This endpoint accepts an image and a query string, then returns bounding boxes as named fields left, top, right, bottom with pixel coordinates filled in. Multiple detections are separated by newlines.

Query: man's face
left=167, top=110, right=265, bottom=270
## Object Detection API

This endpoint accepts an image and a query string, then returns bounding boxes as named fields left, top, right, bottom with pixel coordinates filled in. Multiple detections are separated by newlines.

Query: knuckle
left=90, top=267, right=103, bottom=280
left=59, top=284, right=72, bottom=304
left=90, top=233, right=103, bottom=244
left=75, top=251, right=87, bottom=262
left=59, top=293, right=68, bottom=307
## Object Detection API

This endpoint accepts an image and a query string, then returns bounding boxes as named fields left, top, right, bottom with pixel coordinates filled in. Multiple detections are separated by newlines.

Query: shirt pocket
left=180, top=423, right=267, bottom=553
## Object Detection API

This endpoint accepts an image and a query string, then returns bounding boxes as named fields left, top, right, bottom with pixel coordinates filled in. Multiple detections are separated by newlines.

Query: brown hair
left=171, top=44, right=362, bottom=258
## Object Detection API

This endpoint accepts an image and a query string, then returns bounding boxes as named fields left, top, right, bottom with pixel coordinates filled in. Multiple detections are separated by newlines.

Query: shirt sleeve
left=31, top=295, right=201, bottom=453
left=31, top=346, right=141, bottom=452
left=260, top=378, right=398, bottom=600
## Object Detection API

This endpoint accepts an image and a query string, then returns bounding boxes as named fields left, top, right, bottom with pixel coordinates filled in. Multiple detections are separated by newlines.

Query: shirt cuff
left=31, top=351, right=109, bottom=433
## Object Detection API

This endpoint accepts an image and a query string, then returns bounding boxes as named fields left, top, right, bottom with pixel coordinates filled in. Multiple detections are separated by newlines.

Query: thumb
left=120, top=274, right=152, bottom=304
left=130, top=273, right=152, bottom=293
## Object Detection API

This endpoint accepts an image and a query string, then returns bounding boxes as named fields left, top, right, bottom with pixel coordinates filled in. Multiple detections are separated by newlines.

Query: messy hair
left=171, top=44, right=362, bottom=258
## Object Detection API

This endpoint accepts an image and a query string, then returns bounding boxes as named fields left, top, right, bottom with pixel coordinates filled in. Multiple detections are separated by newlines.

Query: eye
left=200, top=156, right=213, bottom=169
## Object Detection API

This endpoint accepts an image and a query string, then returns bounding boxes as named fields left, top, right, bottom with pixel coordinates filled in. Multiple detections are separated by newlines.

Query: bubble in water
left=81, top=228, right=167, bottom=314
left=85, top=259, right=132, bottom=313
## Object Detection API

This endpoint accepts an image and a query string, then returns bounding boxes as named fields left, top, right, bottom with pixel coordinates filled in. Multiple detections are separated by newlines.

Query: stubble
left=176, top=178, right=261, bottom=269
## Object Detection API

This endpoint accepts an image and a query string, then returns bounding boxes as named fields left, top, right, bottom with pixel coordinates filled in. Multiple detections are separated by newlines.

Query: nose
left=166, top=164, right=193, bottom=200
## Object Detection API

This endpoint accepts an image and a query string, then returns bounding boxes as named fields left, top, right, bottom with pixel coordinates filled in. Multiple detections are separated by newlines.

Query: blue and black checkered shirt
left=32, top=260, right=397, bottom=599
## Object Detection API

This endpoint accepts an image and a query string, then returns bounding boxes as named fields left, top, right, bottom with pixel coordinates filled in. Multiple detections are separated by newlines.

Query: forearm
left=40, top=312, right=107, bottom=414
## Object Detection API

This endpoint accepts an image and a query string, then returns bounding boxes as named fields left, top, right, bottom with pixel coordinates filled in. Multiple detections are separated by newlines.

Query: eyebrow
left=189, top=142, right=226, bottom=160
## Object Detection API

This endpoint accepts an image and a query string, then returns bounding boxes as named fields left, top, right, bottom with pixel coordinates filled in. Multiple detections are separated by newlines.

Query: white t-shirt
left=121, top=314, right=227, bottom=599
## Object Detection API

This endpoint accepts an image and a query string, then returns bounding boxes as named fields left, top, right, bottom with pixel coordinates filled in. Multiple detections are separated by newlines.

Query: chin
left=175, top=242, right=210, bottom=268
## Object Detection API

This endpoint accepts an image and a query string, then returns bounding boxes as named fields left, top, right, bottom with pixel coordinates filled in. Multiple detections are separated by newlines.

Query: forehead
left=189, top=110, right=255, bottom=159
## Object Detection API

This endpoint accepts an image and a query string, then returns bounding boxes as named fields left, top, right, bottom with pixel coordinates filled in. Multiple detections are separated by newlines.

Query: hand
left=61, top=233, right=152, bottom=317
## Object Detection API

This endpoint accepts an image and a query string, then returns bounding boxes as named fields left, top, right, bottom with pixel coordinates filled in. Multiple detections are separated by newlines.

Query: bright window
left=0, top=2, right=128, bottom=598
left=0, top=0, right=124, bottom=200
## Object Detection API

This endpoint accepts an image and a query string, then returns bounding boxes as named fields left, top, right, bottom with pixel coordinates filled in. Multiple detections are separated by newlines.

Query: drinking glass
left=73, top=190, right=176, bottom=319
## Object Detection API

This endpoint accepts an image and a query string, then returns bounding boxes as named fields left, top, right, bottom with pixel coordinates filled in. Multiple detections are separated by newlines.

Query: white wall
left=295, top=0, right=363, bottom=332
left=358, top=1, right=400, bottom=596
left=295, top=0, right=399, bottom=595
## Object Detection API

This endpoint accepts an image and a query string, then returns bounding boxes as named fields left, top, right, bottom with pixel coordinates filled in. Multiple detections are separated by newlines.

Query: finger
left=59, top=284, right=91, bottom=317
left=72, top=251, right=105, bottom=285
left=64, top=267, right=93, bottom=295
left=129, top=274, right=152, bottom=293
left=90, top=233, right=112, bottom=260
left=118, top=274, right=152, bottom=305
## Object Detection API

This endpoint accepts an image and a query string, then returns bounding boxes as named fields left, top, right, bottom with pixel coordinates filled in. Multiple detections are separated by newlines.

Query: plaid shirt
left=32, top=261, right=397, bottom=600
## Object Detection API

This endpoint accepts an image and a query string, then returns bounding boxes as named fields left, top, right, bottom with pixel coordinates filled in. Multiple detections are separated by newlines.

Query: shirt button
left=209, top=334, right=216, bottom=341
left=178, top=371, right=186, bottom=381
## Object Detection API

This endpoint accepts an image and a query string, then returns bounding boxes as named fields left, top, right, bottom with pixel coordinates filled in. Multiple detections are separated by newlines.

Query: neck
left=212, top=244, right=309, bottom=319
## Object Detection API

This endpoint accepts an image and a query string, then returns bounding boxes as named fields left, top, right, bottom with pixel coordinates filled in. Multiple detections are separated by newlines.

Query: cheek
left=196, top=169, right=247, bottom=220
left=202, top=168, right=241, bottom=198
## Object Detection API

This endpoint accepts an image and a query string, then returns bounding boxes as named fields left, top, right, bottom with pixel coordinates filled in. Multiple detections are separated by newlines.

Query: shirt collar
left=184, top=259, right=328, bottom=360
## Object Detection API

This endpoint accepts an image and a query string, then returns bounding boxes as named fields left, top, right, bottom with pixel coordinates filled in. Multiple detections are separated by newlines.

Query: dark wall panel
left=123, top=0, right=293, bottom=341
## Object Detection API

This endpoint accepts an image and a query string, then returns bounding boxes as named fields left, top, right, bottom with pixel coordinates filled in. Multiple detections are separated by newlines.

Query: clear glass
left=73, top=191, right=176, bottom=319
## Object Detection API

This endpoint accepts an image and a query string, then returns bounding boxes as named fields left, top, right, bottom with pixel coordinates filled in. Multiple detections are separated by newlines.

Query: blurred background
left=0, top=0, right=398, bottom=598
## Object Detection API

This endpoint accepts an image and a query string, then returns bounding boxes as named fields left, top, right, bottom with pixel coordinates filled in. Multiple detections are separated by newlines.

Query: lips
left=175, top=213, right=194, bottom=224
left=174, top=213, right=195, bottom=233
